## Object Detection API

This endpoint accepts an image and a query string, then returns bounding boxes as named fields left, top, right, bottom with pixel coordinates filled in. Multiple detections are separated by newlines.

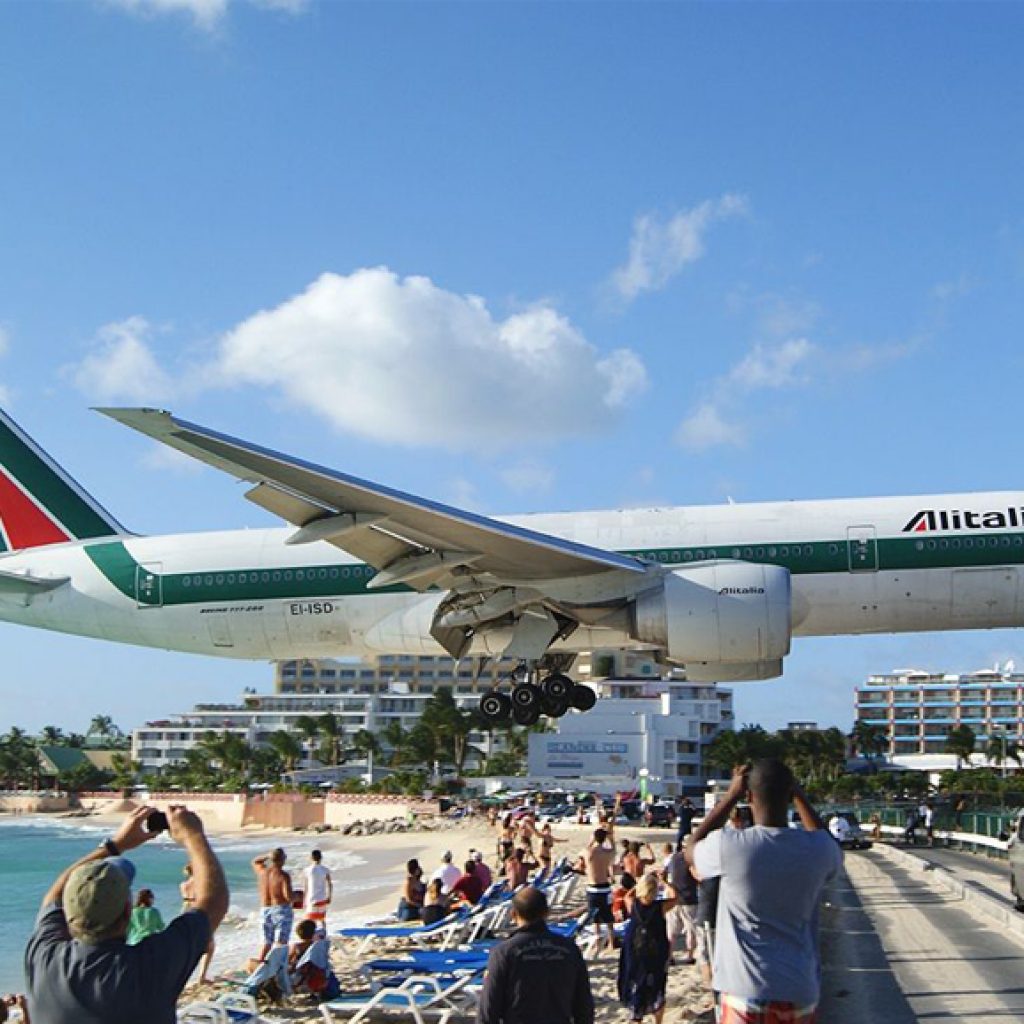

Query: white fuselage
left=1, top=490, right=1022, bottom=661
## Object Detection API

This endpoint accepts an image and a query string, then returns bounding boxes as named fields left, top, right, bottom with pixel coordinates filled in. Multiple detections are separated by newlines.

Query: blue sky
left=1, top=1, right=1023, bottom=735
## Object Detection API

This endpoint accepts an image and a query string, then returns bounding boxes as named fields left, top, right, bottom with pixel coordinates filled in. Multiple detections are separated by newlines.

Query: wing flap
left=98, top=408, right=648, bottom=586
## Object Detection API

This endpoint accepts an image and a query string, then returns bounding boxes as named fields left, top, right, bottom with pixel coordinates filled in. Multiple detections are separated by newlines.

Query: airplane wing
left=98, top=408, right=648, bottom=594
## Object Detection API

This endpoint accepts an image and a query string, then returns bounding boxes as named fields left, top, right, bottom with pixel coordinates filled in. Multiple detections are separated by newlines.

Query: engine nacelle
left=632, top=562, right=792, bottom=666
left=683, top=659, right=783, bottom=682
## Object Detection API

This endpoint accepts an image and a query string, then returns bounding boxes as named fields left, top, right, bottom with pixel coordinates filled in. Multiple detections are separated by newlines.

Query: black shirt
left=479, top=921, right=594, bottom=1024
left=25, top=903, right=211, bottom=1024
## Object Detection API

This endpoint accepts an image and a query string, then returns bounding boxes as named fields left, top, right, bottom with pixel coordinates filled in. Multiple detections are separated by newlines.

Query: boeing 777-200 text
left=0, top=406, right=1019, bottom=724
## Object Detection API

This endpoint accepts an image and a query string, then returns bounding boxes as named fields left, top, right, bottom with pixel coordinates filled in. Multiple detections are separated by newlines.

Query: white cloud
left=610, top=194, right=749, bottom=302
left=68, top=316, right=176, bottom=404
left=727, top=338, right=815, bottom=391
left=140, top=442, right=205, bottom=475
left=676, top=339, right=816, bottom=453
left=676, top=401, right=747, bottom=453
left=104, top=0, right=306, bottom=32
left=444, top=478, right=484, bottom=512
left=210, top=268, right=647, bottom=450
left=499, top=459, right=555, bottom=495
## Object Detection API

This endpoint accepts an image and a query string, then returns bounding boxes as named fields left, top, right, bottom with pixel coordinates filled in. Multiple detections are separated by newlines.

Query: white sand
left=55, top=808, right=716, bottom=1022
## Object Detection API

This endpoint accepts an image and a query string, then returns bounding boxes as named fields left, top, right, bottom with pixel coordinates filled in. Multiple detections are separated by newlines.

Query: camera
left=146, top=810, right=169, bottom=834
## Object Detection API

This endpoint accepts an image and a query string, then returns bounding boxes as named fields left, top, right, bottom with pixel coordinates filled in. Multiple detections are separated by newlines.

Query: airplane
left=0, top=404, right=1022, bottom=726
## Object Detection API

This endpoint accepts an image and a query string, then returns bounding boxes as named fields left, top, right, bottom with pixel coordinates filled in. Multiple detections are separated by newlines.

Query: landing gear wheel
left=479, top=689, right=512, bottom=723
left=541, top=673, right=572, bottom=701
left=570, top=684, right=597, bottom=711
left=511, top=683, right=541, bottom=710
left=540, top=694, right=570, bottom=718
left=512, top=703, right=541, bottom=727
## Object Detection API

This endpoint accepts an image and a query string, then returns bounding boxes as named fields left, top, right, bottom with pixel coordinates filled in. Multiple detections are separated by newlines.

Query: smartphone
left=146, top=810, right=169, bottom=834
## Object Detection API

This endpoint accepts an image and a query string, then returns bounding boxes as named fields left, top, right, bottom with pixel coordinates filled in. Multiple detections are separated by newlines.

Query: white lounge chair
left=319, top=970, right=482, bottom=1024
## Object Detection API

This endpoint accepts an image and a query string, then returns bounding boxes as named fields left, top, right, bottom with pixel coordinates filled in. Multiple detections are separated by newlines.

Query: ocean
left=0, top=815, right=396, bottom=995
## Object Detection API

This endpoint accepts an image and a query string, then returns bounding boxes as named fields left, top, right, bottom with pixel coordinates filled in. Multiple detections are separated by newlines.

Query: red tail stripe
left=0, top=469, right=72, bottom=549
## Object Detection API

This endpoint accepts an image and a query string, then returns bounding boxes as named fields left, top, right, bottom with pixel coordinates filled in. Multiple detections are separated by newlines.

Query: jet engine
left=631, top=562, right=791, bottom=671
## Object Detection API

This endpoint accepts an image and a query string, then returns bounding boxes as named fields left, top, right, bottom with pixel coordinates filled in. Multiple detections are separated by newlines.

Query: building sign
left=527, top=735, right=641, bottom=778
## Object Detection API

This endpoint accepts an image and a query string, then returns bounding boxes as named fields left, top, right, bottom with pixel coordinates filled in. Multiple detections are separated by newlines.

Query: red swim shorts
left=719, top=994, right=817, bottom=1024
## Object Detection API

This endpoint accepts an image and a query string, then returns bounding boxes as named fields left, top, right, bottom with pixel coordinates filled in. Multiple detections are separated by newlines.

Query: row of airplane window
left=913, top=535, right=1024, bottom=551
left=639, top=544, right=820, bottom=563
left=642, top=534, right=1024, bottom=564
left=179, top=565, right=374, bottom=588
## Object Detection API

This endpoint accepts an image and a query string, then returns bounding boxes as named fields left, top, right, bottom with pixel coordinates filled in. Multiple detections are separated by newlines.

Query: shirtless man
left=252, top=848, right=294, bottom=961
left=580, top=828, right=616, bottom=953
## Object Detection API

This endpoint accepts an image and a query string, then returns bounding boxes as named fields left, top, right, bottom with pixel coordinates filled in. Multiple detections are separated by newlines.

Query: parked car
left=827, top=810, right=873, bottom=850
left=644, top=802, right=675, bottom=827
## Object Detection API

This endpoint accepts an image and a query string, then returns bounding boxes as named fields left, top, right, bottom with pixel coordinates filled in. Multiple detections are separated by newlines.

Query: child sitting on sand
left=289, top=920, right=339, bottom=1001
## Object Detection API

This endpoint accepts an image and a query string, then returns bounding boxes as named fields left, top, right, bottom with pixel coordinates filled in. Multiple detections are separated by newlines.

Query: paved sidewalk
left=819, top=847, right=1024, bottom=1022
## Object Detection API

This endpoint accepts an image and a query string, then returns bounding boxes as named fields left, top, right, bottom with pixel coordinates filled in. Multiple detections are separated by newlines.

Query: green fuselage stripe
left=84, top=532, right=1024, bottom=607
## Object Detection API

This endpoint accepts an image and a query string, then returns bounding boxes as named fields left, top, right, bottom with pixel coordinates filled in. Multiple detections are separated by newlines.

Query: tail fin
left=0, top=408, right=127, bottom=552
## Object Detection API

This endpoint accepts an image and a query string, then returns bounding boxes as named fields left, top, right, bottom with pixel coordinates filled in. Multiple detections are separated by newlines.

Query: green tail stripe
left=0, top=417, right=119, bottom=540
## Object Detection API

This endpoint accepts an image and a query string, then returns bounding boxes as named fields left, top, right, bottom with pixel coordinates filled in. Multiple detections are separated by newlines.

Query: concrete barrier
left=0, top=792, right=70, bottom=813
left=872, top=841, right=1024, bottom=939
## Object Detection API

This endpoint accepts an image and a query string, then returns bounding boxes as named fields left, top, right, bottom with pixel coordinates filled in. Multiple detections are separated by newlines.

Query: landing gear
left=570, top=683, right=597, bottom=711
left=542, top=673, right=572, bottom=701
left=540, top=693, right=570, bottom=718
left=479, top=689, right=512, bottom=723
left=511, top=682, right=541, bottom=710
left=475, top=662, right=597, bottom=725
left=512, top=703, right=541, bottom=726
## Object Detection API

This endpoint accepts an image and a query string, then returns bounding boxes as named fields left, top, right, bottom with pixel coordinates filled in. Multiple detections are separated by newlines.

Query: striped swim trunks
left=719, top=994, right=818, bottom=1024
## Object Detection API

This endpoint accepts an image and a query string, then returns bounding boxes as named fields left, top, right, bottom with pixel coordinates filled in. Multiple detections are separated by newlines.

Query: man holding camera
left=24, top=804, right=229, bottom=1024
left=686, top=760, right=841, bottom=1024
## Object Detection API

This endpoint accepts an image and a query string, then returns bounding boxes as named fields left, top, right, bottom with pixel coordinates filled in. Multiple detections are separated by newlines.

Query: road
left=819, top=846, right=1024, bottom=1022
left=901, top=841, right=1017, bottom=907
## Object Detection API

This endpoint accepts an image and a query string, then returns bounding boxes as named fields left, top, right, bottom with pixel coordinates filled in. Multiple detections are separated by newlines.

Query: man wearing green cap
left=24, top=803, right=228, bottom=1024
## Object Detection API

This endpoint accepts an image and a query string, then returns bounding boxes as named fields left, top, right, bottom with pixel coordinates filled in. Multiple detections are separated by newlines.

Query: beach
left=0, top=804, right=718, bottom=1023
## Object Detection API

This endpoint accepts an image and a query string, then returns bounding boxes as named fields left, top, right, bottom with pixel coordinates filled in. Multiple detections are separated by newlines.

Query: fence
left=829, top=802, right=1018, bottom=856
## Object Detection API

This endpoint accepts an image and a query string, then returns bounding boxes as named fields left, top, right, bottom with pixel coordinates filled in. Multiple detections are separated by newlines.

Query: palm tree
left=945, top=724, right=977, bottom=770
left=0, top=727, right=37, bottom=789
left=351, top=729, right=380, bottom=781
left=39, top=725, right=65, bottom=746
left=294, top=715, right=322, bottom=766
left=267, top=730, right=303, bottom=772
left=984, top=732, right=1022, bottom=769
left=351, top=729, right=380, bottom=762
left=317, top=713, right=345, bottom=766
left=87, top=715, right=123, bottom=743
left=381, top=720, right=409, bottom=766
left=850, top=721, right=887, bottom=762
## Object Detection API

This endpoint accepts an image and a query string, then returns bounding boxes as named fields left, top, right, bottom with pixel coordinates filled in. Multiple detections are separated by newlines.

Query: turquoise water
left=0, top=816, right=374, bottom=995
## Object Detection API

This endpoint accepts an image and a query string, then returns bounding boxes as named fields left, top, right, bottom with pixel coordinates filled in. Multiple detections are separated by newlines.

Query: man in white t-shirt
left=828, top=814, right=851, bottom=845
left=304, top=850, right=332, bottom=925
left=687, top=760, right=841, bottom=1024
left=430, top=851, right=461, bottom=893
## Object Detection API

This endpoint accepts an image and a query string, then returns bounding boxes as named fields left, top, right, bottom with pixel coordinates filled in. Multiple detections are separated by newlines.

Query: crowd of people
left=11, top=761, right=844, bottom=1024
left=479, top=760, right=842, bottom=1024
